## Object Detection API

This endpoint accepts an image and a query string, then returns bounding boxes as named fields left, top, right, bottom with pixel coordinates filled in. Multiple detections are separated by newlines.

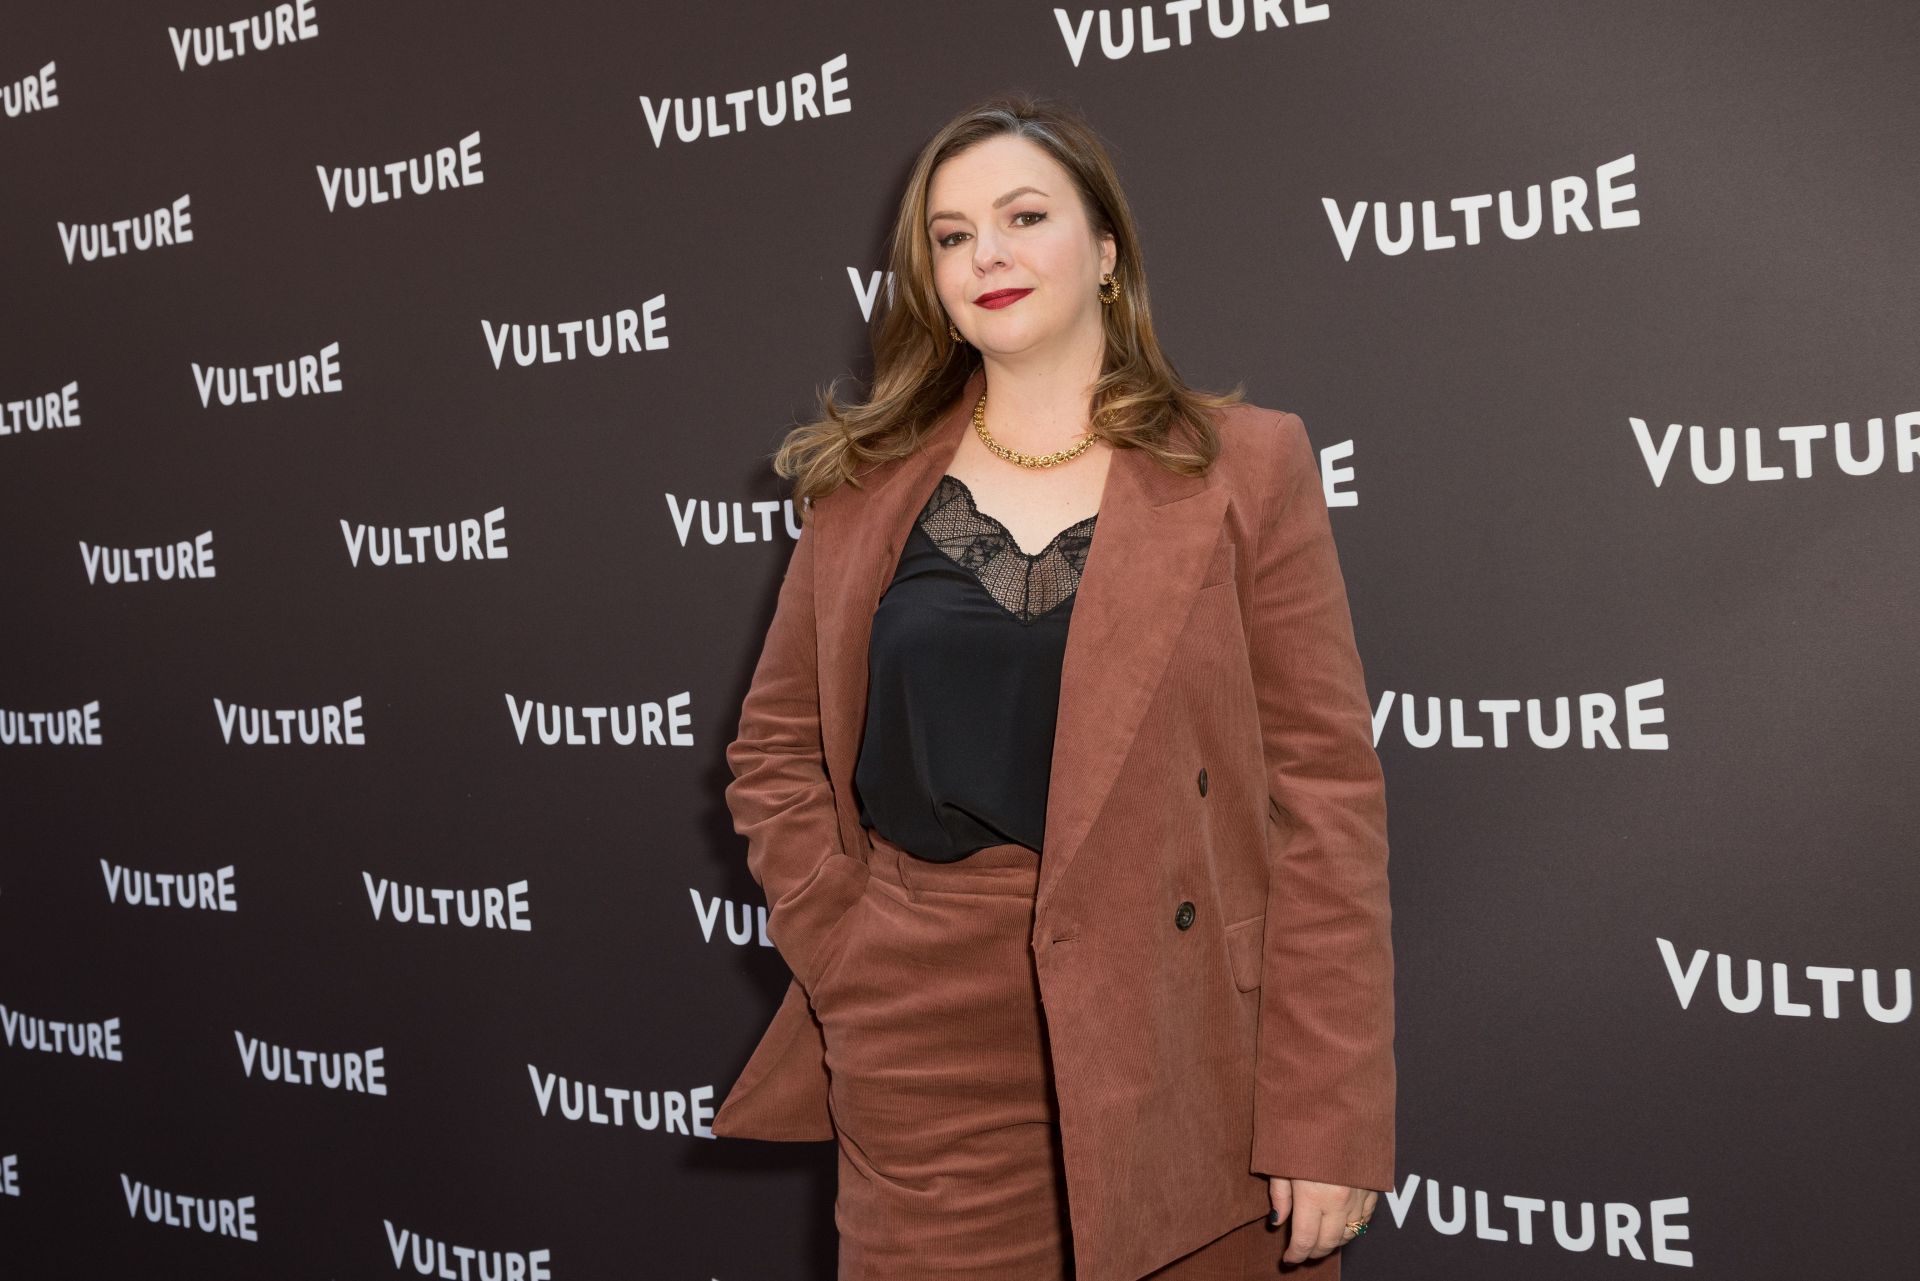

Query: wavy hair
left=771, top=92, right=1243, bottom=514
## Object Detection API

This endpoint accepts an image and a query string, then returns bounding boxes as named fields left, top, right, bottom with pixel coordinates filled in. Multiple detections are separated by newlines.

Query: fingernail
left=1267, top=1209, right=1282, bottom=1227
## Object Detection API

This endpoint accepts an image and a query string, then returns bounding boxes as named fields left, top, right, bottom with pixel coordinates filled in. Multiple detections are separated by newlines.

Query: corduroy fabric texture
left=815, top=826, right=1312, bottom=1279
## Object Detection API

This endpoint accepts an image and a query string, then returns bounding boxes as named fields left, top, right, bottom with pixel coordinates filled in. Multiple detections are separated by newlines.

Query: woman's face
left=925, top=134, right=1117, bottom=362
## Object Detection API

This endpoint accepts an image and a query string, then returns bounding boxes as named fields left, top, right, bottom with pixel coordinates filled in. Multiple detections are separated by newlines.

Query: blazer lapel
left=813, top=366, right=1230, bottom=911
left=814, top=370, right=983, bottom=866
left=1037, top=413, right=1228, bottom=908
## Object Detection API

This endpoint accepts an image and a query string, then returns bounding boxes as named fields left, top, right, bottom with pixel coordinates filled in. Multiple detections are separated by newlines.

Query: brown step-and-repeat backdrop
left=3, top=2, right=1914, bottom=1277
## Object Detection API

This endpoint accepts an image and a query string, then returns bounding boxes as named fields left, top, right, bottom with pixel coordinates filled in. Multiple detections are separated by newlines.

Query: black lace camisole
left=853, top=473, right=1098, bottom=862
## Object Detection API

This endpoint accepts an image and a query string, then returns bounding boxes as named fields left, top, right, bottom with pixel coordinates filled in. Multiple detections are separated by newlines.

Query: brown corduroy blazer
left=711, top=366, right=1395, bottom=1281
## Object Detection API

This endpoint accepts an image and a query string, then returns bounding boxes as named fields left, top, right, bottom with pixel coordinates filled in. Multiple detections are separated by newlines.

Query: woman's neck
left=977, top=333, right=1105, bottom=454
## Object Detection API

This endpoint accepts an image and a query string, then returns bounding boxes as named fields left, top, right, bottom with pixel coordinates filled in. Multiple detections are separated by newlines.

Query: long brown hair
left=771, top=92, right=1244, bottom=515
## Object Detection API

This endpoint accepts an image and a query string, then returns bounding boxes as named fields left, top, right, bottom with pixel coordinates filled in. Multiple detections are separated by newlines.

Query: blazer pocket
left=1225, top=912, right=1266, bottom=992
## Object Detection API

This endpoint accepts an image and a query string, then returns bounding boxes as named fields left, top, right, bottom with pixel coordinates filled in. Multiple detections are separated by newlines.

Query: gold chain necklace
left=971, top=390, right=1098, bottom=470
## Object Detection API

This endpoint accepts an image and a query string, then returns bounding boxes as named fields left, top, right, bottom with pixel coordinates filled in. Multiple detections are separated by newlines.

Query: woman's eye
left=935, top=212, right=1044, bottom=248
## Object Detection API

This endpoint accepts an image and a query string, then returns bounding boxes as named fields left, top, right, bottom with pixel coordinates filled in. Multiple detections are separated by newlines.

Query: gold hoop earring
left=948, top=322, right=965, bottom=343
left=1097, top=272, right=1121, bottom=305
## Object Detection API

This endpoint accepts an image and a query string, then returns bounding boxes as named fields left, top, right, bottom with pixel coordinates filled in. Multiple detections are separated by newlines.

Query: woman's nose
left=971, top=229, right=1007, bottom=271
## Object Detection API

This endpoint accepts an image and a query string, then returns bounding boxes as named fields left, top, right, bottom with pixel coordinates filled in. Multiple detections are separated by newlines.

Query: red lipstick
left=974, top=288, right=1033, bottom=310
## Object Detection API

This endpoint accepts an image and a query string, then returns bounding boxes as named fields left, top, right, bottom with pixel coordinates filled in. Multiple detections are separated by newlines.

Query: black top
left=854, top=473, right=1098, bottom=862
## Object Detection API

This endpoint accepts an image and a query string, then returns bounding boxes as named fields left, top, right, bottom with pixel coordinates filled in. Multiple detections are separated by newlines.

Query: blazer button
left=1197, top=767, right=1208, bottom=797
left=1174, top=901, right=1196, bottom=930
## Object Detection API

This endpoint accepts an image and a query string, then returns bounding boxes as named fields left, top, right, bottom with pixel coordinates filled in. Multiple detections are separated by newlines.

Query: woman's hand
left=1268, top=1176, right=1378, bottom=1263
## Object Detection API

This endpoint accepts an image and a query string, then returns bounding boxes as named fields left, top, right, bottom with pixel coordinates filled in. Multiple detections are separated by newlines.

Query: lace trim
left=917, top=474, right=1097, bottom=623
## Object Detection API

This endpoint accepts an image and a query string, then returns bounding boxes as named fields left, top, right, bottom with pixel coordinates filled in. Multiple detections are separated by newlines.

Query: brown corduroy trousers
left=812, top=827, right=1287, bottom=1279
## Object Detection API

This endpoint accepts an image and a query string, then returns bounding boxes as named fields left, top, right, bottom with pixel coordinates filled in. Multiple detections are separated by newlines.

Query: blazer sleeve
left=723, top=507, right=871, bottom=992
left=1247, top=410, right=1397, bottom=1194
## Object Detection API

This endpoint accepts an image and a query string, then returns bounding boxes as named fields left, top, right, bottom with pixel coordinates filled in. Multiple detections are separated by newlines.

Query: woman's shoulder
left=1204, top=397, right=1311, bottom=484
left=1211, top=394, right=1305, bottom=434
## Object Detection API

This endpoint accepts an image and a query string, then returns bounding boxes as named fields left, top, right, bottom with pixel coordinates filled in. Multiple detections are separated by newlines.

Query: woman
left=712, top=94, right=1394, bottom=1280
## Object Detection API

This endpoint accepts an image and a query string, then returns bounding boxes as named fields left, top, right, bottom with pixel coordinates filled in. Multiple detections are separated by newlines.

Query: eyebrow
left=927, top=186, right=1050, bottom=229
